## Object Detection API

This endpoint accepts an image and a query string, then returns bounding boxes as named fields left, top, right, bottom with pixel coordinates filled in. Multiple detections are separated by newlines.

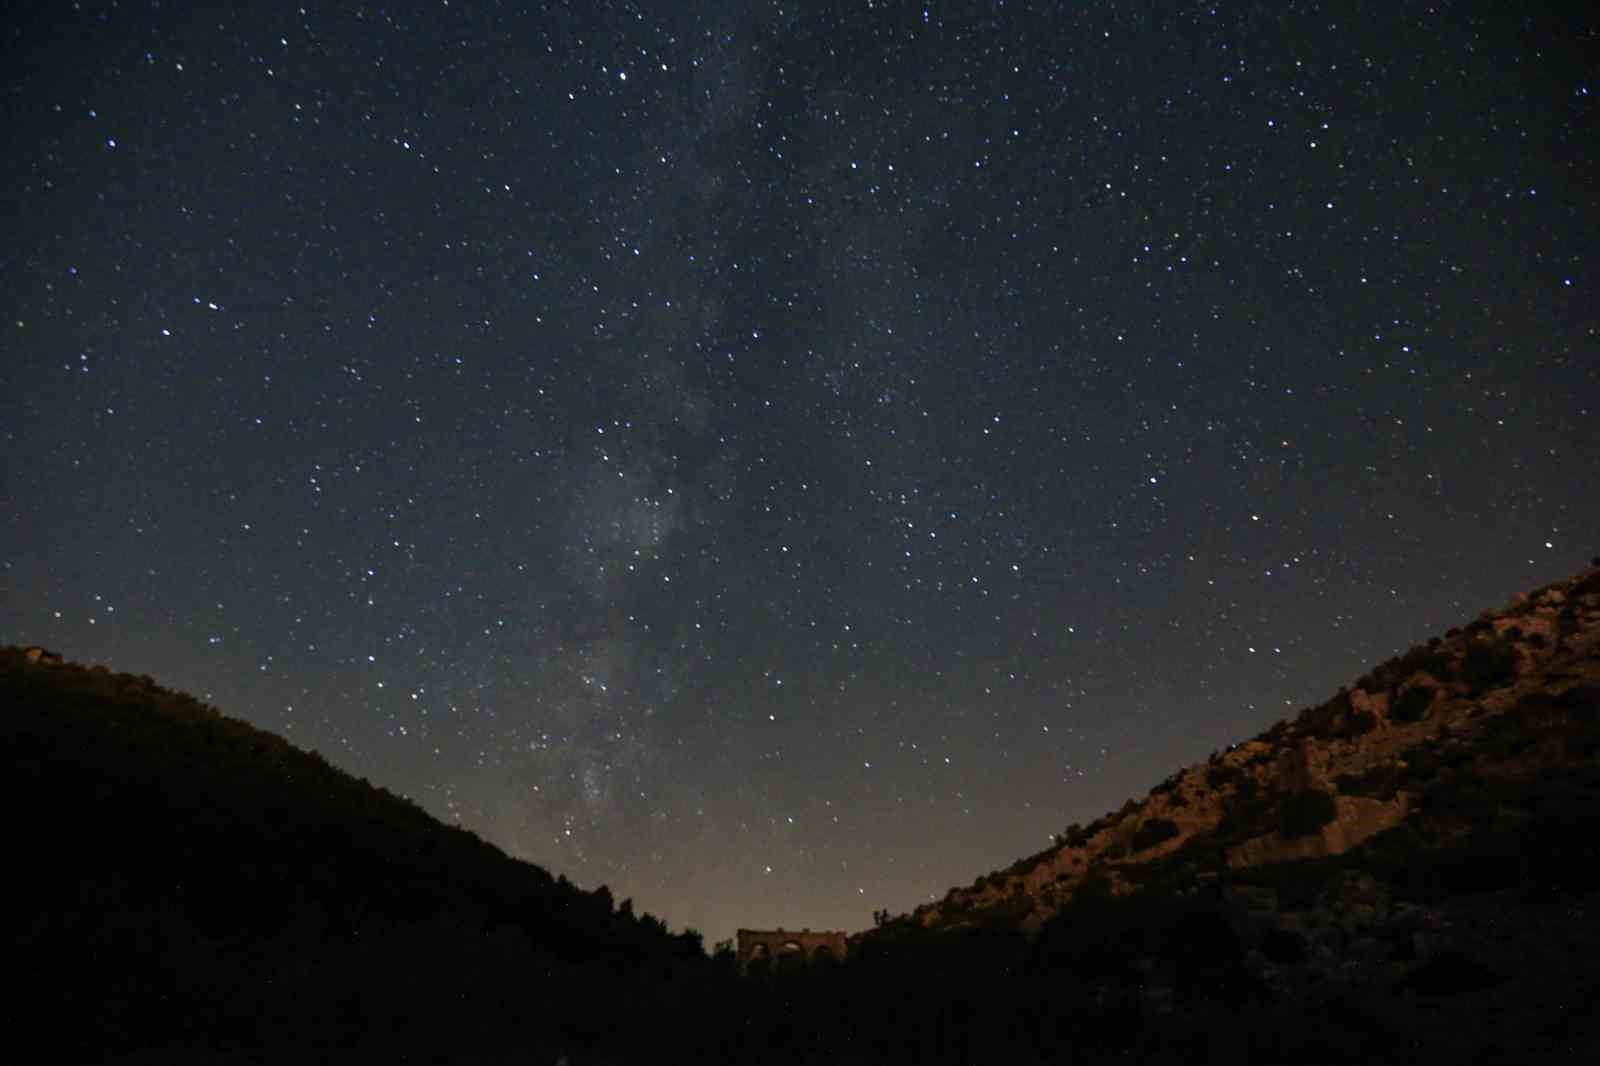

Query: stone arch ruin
left=735, top=928, right=849, bottom=975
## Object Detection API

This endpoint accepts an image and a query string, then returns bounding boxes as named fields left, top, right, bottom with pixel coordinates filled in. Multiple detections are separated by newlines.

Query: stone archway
left=776, top=940, right=807, bottom=975
left=735, top=929, right=850, bottom=975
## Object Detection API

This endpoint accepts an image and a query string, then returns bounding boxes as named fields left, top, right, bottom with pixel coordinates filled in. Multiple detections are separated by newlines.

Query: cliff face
left=900, top=563, right=1600, bottom=935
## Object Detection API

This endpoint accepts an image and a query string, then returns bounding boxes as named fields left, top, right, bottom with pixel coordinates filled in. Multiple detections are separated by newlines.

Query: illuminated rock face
left=894, top=563, right=1600, bottom=936
left=1226, top=793, right=1411, bottom=869
left=736, top=928, right=849, bottom=974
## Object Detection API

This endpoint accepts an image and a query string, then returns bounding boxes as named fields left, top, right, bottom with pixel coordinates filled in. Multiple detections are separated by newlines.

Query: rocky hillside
left=6, top=564, right=1598, bottom=1064
left=897, top=561, right=1600, bottom=934
left=838, top=563, right=1600, bottom=1062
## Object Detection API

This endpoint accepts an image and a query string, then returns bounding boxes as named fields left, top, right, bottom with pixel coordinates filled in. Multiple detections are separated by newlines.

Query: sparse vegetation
left=1401, top=736, right=1472, bottom=784
left=1074, top=864, right=1115, bottom=900
left=1391, top=685, right=1435, bottom=723
left=1129, top=817, right=1180, bottom=853
left=1149, top=770, right=1185, bottom=796
left=1293, top=692, right=1349, bottom=739
left=1279, top=789, right=1337, bottom=838
left=1460, top=638, right=1519, bottom=691
left=2, top=647, right=704, bottom=1063
left=1214, top=778, right=1274, bottom=841
left=1356, top=641, right=1456, bottom=694
left=8, top=560, right=1600, bottom=1065
left=1259, top=718, right=1292, bottom=746
left=1206, top=762, right=1244, bottom=789
left=1335, top=764, right=1402, bottom=800
left=1472, top=709, right=1539, bottom=761
left=1342, top=708, right=1379, bottom=737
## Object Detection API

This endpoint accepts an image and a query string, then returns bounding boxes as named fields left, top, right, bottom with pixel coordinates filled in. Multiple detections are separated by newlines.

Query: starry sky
left=3, top=1, right=1596, bottom=943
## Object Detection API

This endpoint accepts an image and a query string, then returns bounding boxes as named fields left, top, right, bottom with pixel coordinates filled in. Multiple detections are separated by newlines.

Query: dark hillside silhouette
left=2, top=649, right=704, bottom=1060
left=6, top=561, right=1600, bottom=1063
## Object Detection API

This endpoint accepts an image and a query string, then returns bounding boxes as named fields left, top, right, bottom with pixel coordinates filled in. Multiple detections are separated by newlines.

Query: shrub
left=1074, top=866, right=1115, bottom=900
left=1341, top=709, right=1378, bottom=738
left=1334, top=764, right=1401, bottom=800
left=1004, top=850, right=1052, bottom=878
left=1150, top=771, right=1184, bottom=796
left=1460, top=639, right=1518, bottom=691
left=1391, top=686, right=1434, bottom=723
left=1295, top=694, right=1347, bottom=739
left=1473, top=710, right=1537, bottom=761
left=1129, top=818, right=1181, bottom=853
left=1399, top=738, right=1471, bottom=785
left=1260, top=926, right=1308, bottom=964
left=1060, top=822, right=1092, bottom=848
left=1215, top=780, right=1273, bottom=841
left=1396, top=642, right=1455, bottom=682
left=1279, top=790, right=1337, bottom=838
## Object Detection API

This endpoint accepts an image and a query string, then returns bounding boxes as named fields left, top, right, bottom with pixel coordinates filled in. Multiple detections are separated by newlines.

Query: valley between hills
left=7, top=562, right=1600, bottom=1064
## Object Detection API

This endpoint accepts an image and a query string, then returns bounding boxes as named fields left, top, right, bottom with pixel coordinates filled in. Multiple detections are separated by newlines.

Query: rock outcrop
left=884, top=561, right=1600, bottom=935
left=1226, top=794, right=1409, bottom=868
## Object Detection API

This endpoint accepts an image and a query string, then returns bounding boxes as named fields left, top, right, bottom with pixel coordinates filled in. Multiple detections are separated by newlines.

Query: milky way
left=3, top=2, right=1596, bottom=941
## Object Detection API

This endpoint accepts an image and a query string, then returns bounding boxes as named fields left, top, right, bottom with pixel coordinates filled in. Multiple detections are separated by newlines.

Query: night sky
left=4, top=2, right=1596, bottom=943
